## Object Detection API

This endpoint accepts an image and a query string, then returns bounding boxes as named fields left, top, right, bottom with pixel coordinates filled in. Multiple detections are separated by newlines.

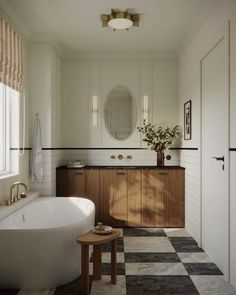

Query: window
left=0, top=17, right=22, bottom=178
left=0, top=82, right=19, bottom=177
left=0, top=82, right=7, bottom=172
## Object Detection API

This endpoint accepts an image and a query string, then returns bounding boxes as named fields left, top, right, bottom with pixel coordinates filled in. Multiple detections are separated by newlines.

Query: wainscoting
left=179, top=149, right=200, bottom=244
left=29, top=149, right=180, bottom=196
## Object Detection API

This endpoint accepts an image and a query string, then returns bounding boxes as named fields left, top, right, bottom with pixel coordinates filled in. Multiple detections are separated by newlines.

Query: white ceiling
left=0, top=0, right=215, bottom=56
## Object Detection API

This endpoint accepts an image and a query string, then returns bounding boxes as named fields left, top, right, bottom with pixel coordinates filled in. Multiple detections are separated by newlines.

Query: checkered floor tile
left=1, top=228, right=235, bottom=295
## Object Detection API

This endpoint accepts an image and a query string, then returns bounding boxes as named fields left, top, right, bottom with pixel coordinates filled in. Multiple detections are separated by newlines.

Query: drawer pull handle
left=158, top=172, right=167, bottom=175
left=74, top=172, right=84, bottom=176
left=117, top=172, right=126, bottom=175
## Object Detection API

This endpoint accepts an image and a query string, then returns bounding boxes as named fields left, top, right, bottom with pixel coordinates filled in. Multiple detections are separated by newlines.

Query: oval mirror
left=104, top=86, right=137, bottom=140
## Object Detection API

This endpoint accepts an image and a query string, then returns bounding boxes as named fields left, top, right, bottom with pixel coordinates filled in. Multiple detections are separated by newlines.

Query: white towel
left=30, top=117, right=44, bottom=182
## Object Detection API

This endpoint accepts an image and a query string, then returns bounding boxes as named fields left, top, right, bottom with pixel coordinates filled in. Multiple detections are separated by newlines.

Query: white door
left=201, top=36, right=229, bottom=279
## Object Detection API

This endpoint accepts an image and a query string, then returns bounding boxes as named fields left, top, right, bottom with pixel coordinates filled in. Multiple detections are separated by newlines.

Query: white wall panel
left=153, top=60, right=178, bottom=127
left=61, top=61, right=89, bottom=147
left=101, top=61, right=141, bottom=148
left=60, top=149, right=180, bottom=167
left=230, top=6, right=236, bottom=147
left=29, top=44, right=52, bottom=147
left=88, top=61, right=102, bottom=147
left=61, top=59, right=179, bottom=149
left=230, top=153, right=236, bottom=286
left=140, top=61, right=153, bottom=123
left=180, top=150, right=201, bottom=243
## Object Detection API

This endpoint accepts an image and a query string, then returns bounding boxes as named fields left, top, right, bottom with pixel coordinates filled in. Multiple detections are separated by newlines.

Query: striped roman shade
left=0, top=17, right=23, bottom=91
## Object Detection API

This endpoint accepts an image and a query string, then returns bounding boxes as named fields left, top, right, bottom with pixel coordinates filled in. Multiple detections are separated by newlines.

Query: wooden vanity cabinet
left=99, top=169, right=113, bottom=225
left=56, top=168, right=69, bottom=196
left=56, top=167, right=185, bottom=227
left=69, top=169, right=86, bottom=196
left=85, top=169, right=100, bottom=222
left=112, top=169, right=128, bottom=227
left=127, top=169, right=142, bottom=227
left=167, top=169, right=185, bottom=227
left=99, top=169, right=128, bottom=227
left=142, top=170, right=167, bottom=227
left=56, top=168, right=100, bottom=222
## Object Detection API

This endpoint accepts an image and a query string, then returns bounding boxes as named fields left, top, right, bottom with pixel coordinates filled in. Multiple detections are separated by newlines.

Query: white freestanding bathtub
left=0, top=196, right=95, bottom=289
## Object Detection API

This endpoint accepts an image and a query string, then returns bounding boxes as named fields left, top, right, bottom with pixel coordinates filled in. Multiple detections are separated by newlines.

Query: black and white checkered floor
left=1, top=228, right=236, bottom=295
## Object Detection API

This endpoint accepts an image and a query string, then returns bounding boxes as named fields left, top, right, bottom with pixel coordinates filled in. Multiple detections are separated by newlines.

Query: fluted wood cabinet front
left=99, top=169, right=113, bottom=225
left=86, top=169, right=100, bottom=223
left=70, top=169, right=86, bottom=196
left=99, top=169, right=128, bottom=227
left=127, top=169, right=142, bottom=227
left=112, top=169, right=128, bottom=227
left=56, top=167, right=185, bottom=227
left=142, top=170, right=167, bottom=227
left=167, top=169, right=185, bottom=227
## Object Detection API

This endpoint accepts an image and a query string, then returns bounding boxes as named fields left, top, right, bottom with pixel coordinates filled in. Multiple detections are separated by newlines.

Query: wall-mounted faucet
left=117, top=154, right=123, bottom=160
left=6, top=182, right=28, bottom=206
left=110, top=154, right=133, bottom=160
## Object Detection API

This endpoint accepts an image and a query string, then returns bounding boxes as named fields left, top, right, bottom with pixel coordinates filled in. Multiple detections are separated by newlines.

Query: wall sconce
left=92, top=95, right=98, bottom=127
left=143, top=95, right=149, bottom=121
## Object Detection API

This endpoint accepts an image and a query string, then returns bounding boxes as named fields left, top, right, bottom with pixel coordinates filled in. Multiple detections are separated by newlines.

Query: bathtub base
left=0, top=197, right=95, bottom=289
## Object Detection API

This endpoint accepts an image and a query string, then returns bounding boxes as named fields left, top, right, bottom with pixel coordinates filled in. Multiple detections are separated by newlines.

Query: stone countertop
left=57, top=165, right=185, bottom=170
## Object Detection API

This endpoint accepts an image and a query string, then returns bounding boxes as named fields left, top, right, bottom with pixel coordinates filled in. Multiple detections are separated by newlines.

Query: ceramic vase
left=157, top=152, right=165, bottom=166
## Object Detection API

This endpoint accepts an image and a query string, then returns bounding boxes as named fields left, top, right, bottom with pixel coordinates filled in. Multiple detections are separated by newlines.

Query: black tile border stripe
left=10, top=147, right=199, bottom=151
left=10, top=147, right=147, bottom=150
left=43, top=147, right=147, bottom=150
left=10, top=147, right=31, bottom=150
left=170, top=147, right=198, bottom=150
left=230, top=148, right=236, bottom=151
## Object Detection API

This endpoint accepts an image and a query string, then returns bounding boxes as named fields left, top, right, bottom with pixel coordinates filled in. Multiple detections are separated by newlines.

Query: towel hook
left=35, top=112, right=46, bottom=118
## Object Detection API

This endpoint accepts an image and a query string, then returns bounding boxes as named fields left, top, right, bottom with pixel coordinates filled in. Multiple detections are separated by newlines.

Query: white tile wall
left=29, top=150, right=64, bottom=196
left=180, top=149, right=201, bottom=244
left=29, top=149, right=180, bottom=196
left=60, top=149, right=180, bottom=167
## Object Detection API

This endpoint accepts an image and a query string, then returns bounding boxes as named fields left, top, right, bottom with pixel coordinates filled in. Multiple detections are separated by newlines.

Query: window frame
left=0, top=82, right=19, bottom=178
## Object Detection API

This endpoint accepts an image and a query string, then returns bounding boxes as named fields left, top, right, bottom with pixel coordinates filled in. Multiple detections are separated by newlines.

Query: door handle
left=212, top=156, right=224, bottom=162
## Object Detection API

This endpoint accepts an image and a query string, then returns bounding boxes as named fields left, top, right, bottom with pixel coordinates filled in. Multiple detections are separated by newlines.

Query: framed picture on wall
left=184, top=100, right=192, bottom=140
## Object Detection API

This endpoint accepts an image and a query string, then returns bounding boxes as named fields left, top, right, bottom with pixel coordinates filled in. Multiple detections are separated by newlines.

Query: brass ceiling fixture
left=101, top=9, right=140, bottom=31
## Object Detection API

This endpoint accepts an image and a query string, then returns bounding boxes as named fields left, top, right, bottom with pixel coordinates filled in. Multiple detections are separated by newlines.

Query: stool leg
left=93, top=245, right=102, bottom=280
left=81, top=245, right=89, bottom=295
left=111, top=239, right=117, bottom=284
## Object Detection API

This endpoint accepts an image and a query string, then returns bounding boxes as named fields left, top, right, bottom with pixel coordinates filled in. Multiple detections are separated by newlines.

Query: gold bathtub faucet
left=6, top=182, right=28, bottom=206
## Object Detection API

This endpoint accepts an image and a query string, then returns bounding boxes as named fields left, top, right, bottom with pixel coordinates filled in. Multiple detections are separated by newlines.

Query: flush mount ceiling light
left=101, top=9, right=140, bottom=31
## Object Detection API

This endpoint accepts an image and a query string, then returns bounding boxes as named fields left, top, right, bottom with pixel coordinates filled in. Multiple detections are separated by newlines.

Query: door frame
left=200, top=22, right=230, bottom=280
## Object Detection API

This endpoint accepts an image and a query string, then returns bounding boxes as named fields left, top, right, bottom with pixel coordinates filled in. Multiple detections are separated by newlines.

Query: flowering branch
left=137, top=120, right=180, bottom=152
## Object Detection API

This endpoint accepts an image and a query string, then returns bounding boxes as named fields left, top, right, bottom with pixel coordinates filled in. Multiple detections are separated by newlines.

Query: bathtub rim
left=0, top=196, right=95, bottom=232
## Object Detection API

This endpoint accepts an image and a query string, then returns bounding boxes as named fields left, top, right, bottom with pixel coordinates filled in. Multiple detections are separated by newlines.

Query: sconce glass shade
left=108, top=18, right=133, bottom=30
left=143, top=95, right=149, bottom=121
left=92, top=95, right=98, bottom=127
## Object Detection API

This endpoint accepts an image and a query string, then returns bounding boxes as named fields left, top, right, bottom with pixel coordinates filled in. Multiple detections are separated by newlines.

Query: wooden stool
left=77, top=229, right=120, bottom=295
